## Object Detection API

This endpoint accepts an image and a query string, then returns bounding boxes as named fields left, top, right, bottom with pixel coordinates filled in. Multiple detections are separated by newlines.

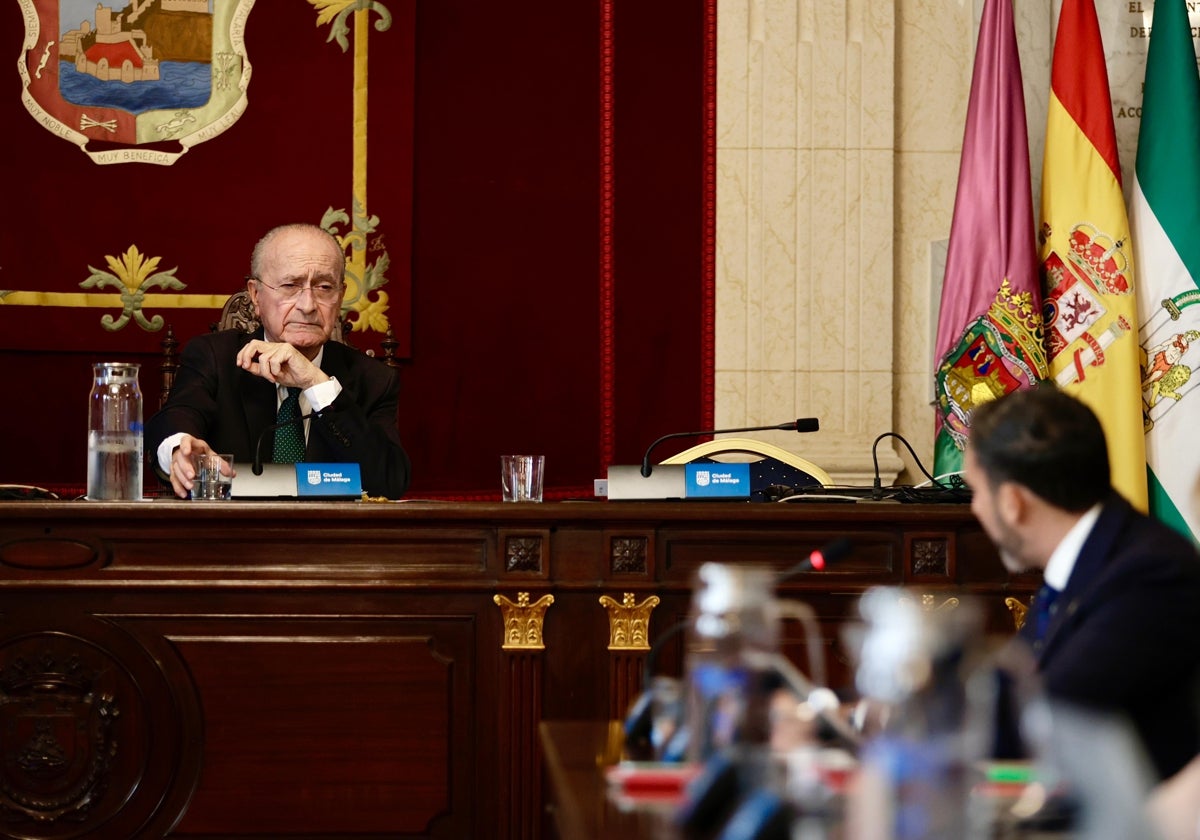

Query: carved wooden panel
left=0, top=637, right=125, bottom=826
left=609, top=536, right=647, bottom=574
left=499, top=528, right=551, bottom=577
left=907, top=533, right=954, bottom=579
left=505, top=536, right=542, bottom=573
left=0, top=618, right=201, bottom=839
left=500, top=650, right=544, bottom=840
left=170, top=629, right=462, bottom=836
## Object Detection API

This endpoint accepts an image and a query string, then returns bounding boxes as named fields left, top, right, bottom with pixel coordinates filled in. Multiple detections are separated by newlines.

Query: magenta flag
left=933, top=0, right=1048, bottom=476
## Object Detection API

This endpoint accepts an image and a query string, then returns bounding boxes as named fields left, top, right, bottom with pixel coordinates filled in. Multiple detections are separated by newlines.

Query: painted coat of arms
left=935, top=278, right=1047, bottom=451
left=1041, top=222, right=1134, bottom=384
left=19, top=0, right=254, bottom=165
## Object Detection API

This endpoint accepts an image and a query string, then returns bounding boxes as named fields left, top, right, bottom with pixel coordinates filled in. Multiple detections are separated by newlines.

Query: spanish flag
left=933, top=0, right=1047, bottom=479
left=1039, top=0, right=1147, bottom=509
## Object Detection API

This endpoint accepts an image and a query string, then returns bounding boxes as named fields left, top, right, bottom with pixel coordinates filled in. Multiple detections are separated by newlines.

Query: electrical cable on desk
left=772, top=485, right=899, bottom=503
left=772, top=483, right=969, bottom=504
left=873, top=430, right=937, bottom=489
left=765, top=432, right=973, bottom=503
left=867, top=431, right=969, bottom=502
left=917, top=469, right=969, bottom=489
left=887, top=483, right=972, bottom=504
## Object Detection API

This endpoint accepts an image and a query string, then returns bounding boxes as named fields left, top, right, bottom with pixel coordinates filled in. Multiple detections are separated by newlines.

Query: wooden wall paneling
left=167, top=622, right=466, bottom=836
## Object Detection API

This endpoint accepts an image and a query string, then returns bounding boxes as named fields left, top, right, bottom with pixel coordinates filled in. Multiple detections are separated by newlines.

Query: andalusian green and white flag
left=1128, top=0, right=1200, bottom=541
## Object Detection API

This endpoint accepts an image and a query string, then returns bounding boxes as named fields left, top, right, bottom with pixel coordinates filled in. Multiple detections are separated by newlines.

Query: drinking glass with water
left=192, top=453, right=235, bottom=500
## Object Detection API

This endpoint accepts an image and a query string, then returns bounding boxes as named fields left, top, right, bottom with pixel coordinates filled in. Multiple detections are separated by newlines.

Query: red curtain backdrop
left=0, top=0, right=711, bottom=498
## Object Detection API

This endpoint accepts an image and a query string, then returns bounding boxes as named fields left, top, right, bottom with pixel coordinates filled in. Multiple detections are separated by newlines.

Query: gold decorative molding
left=494, top=591, right=554, bottom=650
left=598, top=592, right=660, bottom=650
left=901, top=592, right=960, bottom=613
left=922, top=593, right=959, bottom=612
left=1005, top=596, right=1030, bottom=631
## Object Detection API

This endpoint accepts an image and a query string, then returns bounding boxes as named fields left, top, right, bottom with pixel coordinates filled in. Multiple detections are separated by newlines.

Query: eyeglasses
left=253, top=277, right=343, bottom=303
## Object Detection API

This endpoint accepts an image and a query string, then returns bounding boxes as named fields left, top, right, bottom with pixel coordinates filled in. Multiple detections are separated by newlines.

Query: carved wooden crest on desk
left=0, top=642, right=120, bottom=823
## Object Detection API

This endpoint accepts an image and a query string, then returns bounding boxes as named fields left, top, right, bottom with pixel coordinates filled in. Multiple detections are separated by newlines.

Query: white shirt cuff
left=305, top=376, right=341, bottom=412
left=157, top=432, right=187, bottom=474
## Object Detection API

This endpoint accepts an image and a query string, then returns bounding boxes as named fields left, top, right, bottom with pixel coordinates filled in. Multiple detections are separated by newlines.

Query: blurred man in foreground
left=147, top=223, right=410, bottom=499
left=963, top=385, right=1200, bottom=782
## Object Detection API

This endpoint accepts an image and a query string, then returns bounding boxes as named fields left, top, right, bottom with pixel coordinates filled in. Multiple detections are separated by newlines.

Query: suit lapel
left=236, top=329, right=279, bottom=457
left=239, top=371, right=276, bottom=457
left=1039, top=496, right=1130, bottom=659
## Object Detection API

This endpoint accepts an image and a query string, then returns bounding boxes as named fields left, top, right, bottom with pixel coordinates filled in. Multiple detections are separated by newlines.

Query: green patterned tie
left=273, top=387, right=306, bottom=463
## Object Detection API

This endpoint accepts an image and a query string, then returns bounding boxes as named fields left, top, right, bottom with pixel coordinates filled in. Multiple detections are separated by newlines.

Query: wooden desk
left=0, top=500, right=1020, bottom=839
left=539, top=722, right=1081, bottom=840
left=539, top=720, right=668, bottom=840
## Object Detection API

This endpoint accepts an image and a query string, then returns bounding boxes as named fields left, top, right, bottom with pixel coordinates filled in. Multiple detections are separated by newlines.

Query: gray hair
left=249, top=223, right=346, bottom=282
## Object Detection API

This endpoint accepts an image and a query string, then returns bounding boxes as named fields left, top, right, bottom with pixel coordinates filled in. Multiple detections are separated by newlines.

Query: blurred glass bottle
left=87, top=362, right=143, bottom=500
left=685, top=562, right=780, bottom=764
left=845, top=587, right=990, bottom=840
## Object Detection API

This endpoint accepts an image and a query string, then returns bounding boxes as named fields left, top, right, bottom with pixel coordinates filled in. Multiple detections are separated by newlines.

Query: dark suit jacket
left=146, top=329, right=410, bottom=499
left=1017, top=494, right=1200, bottom=780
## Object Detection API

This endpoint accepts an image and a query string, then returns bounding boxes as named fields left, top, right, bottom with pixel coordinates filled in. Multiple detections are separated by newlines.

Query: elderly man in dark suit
left=147, top=222, right=410, bottom=499
left=963, top=385, right=1200, bottom=782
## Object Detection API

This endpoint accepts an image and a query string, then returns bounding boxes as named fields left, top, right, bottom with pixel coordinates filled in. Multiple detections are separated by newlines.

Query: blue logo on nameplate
left=295, top=463, right=363, bottom=498
left=685, top=463, right=751, bottom=499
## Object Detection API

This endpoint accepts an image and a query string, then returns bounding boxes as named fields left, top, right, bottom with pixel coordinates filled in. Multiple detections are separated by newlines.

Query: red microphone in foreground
left=780, top=536, right=852, bottom=580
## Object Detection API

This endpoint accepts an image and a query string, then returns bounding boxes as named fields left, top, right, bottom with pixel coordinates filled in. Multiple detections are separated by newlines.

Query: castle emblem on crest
left=18, top=0, right=255, bottom=164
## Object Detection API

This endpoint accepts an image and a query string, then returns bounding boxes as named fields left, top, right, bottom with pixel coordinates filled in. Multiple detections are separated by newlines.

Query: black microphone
left=251, top=411, right=320, bottom=475
left=640, top=418, right=820, bottom=477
